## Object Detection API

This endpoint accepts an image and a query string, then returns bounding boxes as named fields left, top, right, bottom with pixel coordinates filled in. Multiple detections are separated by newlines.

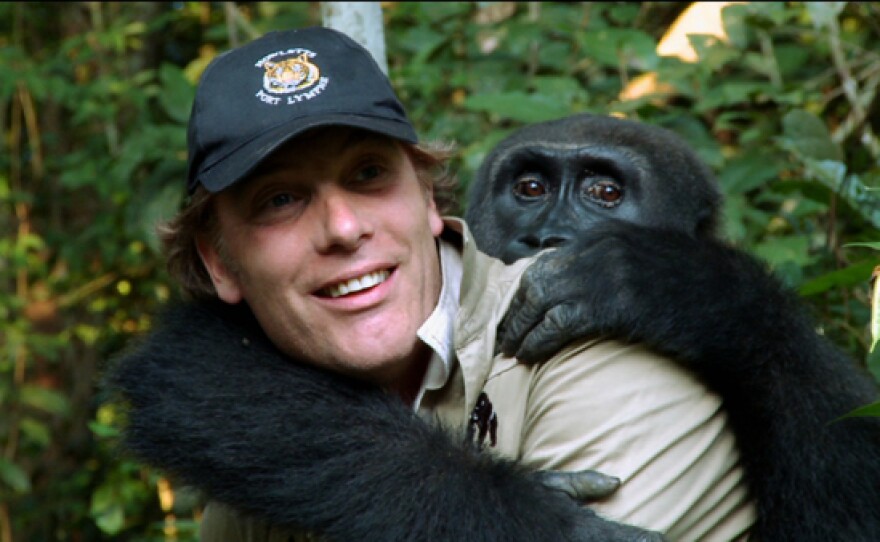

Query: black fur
left=107, top=300, right=662, bottom=541
left=470, top=113, right=880, bottom=541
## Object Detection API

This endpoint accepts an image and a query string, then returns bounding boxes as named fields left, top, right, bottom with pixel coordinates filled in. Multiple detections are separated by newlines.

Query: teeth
left=324, top=270, right=389, bottom=298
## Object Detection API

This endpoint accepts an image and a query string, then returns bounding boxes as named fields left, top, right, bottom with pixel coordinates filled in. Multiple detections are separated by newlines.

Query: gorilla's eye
left=512, top=176, right=548, bottom=200
left=584, top=179, right=624, bottom=208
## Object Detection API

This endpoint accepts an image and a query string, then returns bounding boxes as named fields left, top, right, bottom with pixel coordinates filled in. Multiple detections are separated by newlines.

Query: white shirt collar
left=413, top=238, right=462, bottom=410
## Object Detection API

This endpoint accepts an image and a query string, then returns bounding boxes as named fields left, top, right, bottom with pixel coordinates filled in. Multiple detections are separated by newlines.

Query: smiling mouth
left=319, top=269, right=391, bottom=298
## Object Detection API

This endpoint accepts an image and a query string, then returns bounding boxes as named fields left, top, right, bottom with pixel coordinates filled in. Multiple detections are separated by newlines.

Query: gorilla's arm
left=108, top=300, right=662, bottom=542
left=498, top=220, right=880, bottom=540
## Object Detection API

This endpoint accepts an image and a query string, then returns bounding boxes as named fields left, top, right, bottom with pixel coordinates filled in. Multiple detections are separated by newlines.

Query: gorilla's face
left=465, top=114, right=723, bottom=264
left=481, top=143, right=649, bottom=264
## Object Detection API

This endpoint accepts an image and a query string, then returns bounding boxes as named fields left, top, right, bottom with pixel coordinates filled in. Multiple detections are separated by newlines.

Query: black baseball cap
left=186, top=26, right=418, bottom=194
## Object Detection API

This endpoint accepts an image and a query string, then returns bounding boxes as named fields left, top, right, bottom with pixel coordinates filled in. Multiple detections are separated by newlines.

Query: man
left=110, top=27, right=756, bottom=541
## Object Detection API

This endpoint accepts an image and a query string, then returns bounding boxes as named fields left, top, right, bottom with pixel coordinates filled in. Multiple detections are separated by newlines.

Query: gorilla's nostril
left=539, top=235, right=570, bottom=249
left=520, top=235, right=542, bottom=248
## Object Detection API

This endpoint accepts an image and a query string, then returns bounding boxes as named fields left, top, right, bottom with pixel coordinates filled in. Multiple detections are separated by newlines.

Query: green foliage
left=838, top=400, right=880, bottom=419
left=2, top=2, right=879, bottom=540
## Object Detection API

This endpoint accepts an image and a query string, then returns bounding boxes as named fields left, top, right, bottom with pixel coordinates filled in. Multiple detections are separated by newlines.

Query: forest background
left=2, top=2, right=880, bottom=540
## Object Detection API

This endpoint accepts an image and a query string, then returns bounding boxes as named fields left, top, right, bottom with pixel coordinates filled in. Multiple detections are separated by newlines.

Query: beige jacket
left=201, top=220, right=756, bottom=541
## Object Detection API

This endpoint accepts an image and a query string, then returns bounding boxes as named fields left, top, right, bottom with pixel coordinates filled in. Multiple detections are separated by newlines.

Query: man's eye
left=584, top=178, right=624, bottom=208
left=251, top=191, right=305, bottom=222
left=353, top=164, right=384, bottom=183
left=270, top=193, right=294, bottom=208
left=512, top=176, right=548, bottom=200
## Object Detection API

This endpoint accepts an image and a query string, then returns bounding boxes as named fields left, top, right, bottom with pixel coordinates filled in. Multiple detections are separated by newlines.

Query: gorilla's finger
left=514, top=303, right=591, bottom=363
left=497, top=279, right=552, bottom=357
left=533, top=469, right=620, bottom=502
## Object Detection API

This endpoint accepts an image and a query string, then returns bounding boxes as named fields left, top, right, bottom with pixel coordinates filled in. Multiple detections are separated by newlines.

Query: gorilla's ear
left=694, top=206, right=719, bottom=238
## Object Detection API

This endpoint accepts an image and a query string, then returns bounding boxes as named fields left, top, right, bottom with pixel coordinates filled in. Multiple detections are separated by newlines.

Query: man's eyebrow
left=230, top=165, right=276, bottom=200
left=230, top=129, right=393, bottom=197
left=341, top=129, right=391, bottom=150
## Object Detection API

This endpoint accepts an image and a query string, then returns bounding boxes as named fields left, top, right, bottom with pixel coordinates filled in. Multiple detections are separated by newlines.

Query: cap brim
left=196, top=114, right=418, bottom=193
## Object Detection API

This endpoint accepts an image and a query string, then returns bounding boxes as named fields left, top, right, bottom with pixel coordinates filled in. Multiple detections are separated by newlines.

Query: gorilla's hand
left=571, top=516, right=668, bottom=542
left=535, top=469, right=668, bottom=541
left=534, top=469, right=620, bottom=502
left=497, top=220, right=785, bottom=371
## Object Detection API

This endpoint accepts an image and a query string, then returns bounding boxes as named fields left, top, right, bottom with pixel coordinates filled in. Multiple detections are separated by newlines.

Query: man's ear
left=196, top=235, right=243, bottom=304
left=428, top=195, right=444, bottom=237
left=421, top=184, right=444, bottom=237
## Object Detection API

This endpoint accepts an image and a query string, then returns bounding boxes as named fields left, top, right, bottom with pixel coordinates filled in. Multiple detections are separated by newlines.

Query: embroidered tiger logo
left=263, top=53, right=320, bottom=94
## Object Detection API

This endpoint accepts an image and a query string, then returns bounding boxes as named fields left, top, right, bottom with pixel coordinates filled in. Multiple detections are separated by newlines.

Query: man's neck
left=389, top=343, right=432, bottom=406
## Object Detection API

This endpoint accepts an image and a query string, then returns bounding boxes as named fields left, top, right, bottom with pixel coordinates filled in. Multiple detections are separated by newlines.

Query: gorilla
left=114, top=298, right=663, bottom=541
left=108, top=114, right=880, bottom=541
left=467, top=113, right=880, bottom=541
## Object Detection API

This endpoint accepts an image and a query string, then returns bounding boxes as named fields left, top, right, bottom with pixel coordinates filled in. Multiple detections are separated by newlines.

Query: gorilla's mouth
left=318, top=269, right=392, bottom=299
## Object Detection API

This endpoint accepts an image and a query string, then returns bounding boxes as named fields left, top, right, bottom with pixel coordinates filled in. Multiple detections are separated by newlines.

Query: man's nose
left=315, top=189, right=372, bottom=252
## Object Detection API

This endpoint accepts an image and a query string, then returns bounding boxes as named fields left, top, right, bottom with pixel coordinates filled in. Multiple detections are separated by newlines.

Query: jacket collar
left=442, top=217, right=532, bottom=424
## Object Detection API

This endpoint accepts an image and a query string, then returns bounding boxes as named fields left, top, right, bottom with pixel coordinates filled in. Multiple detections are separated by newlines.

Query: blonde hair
left=158, top=140, right=459, bottom=300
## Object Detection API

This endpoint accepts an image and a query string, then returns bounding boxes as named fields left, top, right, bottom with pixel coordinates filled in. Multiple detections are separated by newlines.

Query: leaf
left=20, top=417, right=51, bottom=448
left=871, top=264, right=880, bottom=357
left=799, top=259, right=878, bottom=296
left=89, top=420, right=121, bottom=439
left=868, top=346, right=880, bottom=384
left=93, top=503, right=125, bottom=535
left=751, top=234, right=813, bottom=269
left=697, top=82, right=774, bottom=111
left=462, top=92, right=571, bottom=123
left=530, top=76, right=589, bottom=106
left=73, top=324, right=102, bottom=346
left=774, top=44, right=811, bottom=77
left=537, top=42, right=579, bottom=72
left=397, top=26, right=446, bottom=64
left=750, top=2, right=795, bottom=26
left=579, top=28, right=658, bottom=71
left=20, top=385, right=70, bottom=416
left=721, top=194, right=749, bottom=241
left=806, top=2, right=846, bottom=29
left=657, top=115, right=724, bottom=169
left=59, top=158, right=100, bottom=190
left=720, top=3, right=750, bottom=49
left=721, top=194, right=773, bottom=243
left=846, top=242, right=880, bottom=251
left=688, top=35, right=739, bottom=70
left=778, top=109, right=843, bottom=162
left=801, top=164, right=880, bottom=229
left=140, top=182, right=186, bottom=254
left=0, top=457, right=31, bottom=493
left=90, top=482, right=115, bottom=514
left=158, top=63, right=195, bottom=124
left=719, top=151, right=782, bottom=195
left=461, top=127, right=517, bottom=180
left=838, top=401, right=880, bottom=419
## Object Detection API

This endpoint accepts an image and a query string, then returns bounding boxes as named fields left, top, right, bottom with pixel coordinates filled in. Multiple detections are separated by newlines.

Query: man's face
left=198, top=128, right=444, bottom=387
